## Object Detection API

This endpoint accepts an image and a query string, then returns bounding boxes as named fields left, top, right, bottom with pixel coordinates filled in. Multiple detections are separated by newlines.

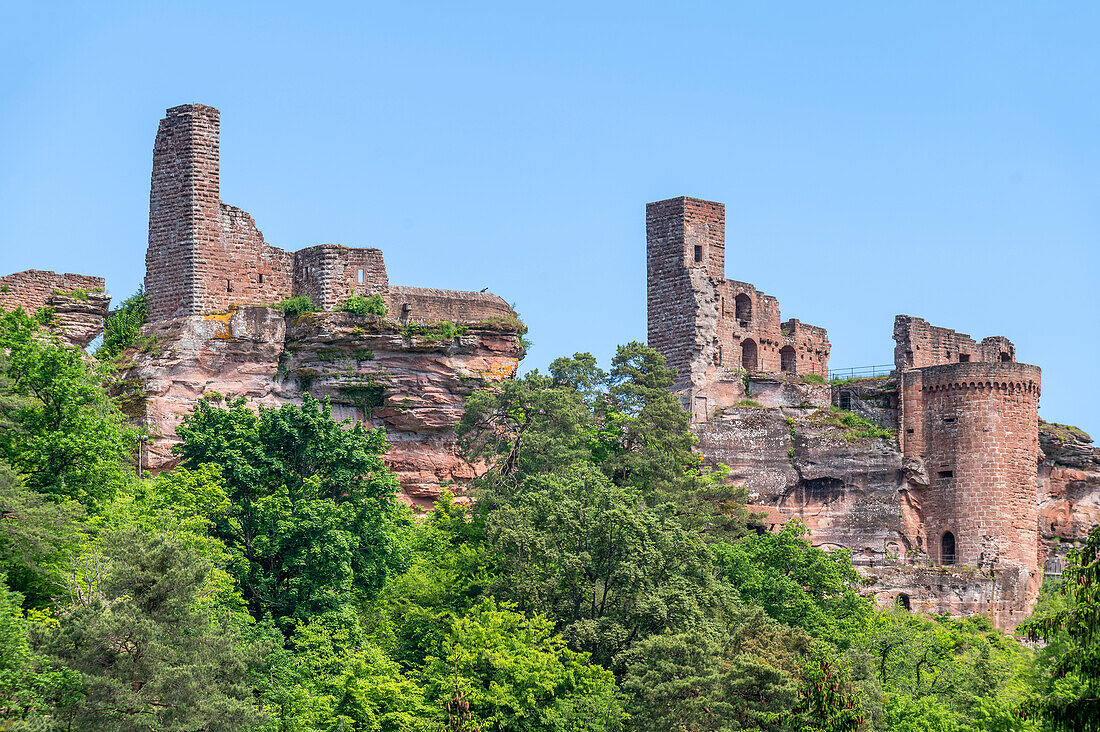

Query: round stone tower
left=905, top=362, right=1041, bottom=571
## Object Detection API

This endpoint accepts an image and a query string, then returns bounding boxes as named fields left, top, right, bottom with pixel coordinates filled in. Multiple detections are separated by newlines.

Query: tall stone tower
left=646, top=197, right=726, bottom=389
left=145, top=104, right=223, bottom=322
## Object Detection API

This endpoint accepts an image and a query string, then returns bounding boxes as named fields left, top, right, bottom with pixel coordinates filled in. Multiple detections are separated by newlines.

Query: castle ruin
left=649, top=195, right=1052, bottom=628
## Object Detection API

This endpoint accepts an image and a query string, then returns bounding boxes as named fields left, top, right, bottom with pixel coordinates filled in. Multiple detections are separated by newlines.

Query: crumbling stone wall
left=387, top=286, right=514, bottom=323
left=0, top=270, right=104, bottom=312
left=145, top=104, right=505, bottom=325
left=893, top=315, right=1015, bottom=370
left=646, top=196, right=830, bottom=418
left=293, top=245, right=389, bottom=311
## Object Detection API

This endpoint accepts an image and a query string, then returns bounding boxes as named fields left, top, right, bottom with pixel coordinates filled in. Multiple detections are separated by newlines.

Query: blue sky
left=1, top=2, right=1097, bottom=436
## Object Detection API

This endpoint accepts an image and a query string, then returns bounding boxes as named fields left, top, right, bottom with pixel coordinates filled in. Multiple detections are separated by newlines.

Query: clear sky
left=1, top=2, right=1097, bottom=436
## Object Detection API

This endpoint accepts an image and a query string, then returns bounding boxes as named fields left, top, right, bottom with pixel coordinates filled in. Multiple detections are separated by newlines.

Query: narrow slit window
left=944, top=417, right=955, bottom=424
left=226, top=279, right=232, bottom=293
left=258, top=273, right=264, bottom=284
left=938, top=470, right=953, bottom=479
left=358, top=269, right=364, bottom=284
left=693, top=245, right=703, bottom=263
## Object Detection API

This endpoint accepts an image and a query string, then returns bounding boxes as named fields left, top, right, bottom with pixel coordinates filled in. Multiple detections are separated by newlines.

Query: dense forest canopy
left=0, top=305, right=1097, bottom=731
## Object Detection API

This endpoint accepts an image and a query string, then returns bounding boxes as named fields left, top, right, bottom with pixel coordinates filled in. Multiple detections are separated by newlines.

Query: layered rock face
left=0, top=270, right=110, bottom=349
left=694, top=379, right=1100, bottom=629
left=117, top=307, right=524, bottom=507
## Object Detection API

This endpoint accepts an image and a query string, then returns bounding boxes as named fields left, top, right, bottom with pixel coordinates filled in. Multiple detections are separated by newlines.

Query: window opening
left=258, top=273, right=264, bottom=284
left=693, top=245, right=703, bottom=263
left=1000, top=352, right=1010, bottom=362
left=938, top=470, right=953, bottom=478
left=226, top=279, right=232, bottom=293
left=959, top=354, right=970, bottom=363
left=358, top=269, right=364, bottom=284
left=734, top=294, right=752, bottom=325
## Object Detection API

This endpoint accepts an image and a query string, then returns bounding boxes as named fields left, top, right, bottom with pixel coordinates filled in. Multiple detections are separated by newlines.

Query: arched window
left=780, top=345, right=797, bottom=374
left=941, top=531, right=956, bottom=566
left=1000, top=352, right=1011, bottom=362
left=897, top=593, right=911, bottom=611
left=734, top=294, right=752, bottom=324
left=741, top=339, right=758, bottom=372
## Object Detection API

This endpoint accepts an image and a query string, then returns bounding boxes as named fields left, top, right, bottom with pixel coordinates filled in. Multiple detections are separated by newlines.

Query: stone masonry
left=145, top=104, right=512, bottom=325
left=0, top=270, right=111, bottom=348
left=647, top=197, right=830, bottom=421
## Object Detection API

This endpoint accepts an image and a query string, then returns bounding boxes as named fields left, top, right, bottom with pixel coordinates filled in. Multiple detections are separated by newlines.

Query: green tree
left=1020, top=524, right=1100, bottom=731
left=0, top=309, right=136, bottom=509
left=421, top=598, right=625, bottom=732
left=486, top=463, right=724, bottom=670
left=175, top=394, right=405, bottom=626
left=97, top=288, right=148, bottom=360
left=712, top=521, right=870, bottom=648
left=35, top=526, right=268, bottom=731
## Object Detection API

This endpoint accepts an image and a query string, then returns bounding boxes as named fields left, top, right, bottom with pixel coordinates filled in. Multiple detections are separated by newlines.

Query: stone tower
left=895, top=317, right=1042, bottom=625
left=146, top=104, right=223, bottom=321
left=646, top=196, right=830, bottom=414
left=145, top=104, right=295, bottom=322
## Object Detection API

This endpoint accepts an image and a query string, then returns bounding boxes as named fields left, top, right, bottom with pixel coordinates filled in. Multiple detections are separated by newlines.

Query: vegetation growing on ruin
left=402, top=319, right=468, bottom=342
left=274, top=294, right=317, bottom=318
left=813, top=407, right=896, bottom=441
left=32, top=306, right=53, bottom=326
left=802, top=373, right=826, bottom=384
left=98, top=288, right=148, bottom=360
left=0, top=314, right=1093, bottom=731
left=51, top=287, right=97, bottom=301
left=338, top=293, right=387, bottom=316
left=1040, top=418, right=1093, bottom=444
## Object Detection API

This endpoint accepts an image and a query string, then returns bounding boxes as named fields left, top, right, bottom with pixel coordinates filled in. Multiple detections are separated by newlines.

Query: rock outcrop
left=117, top=306, right=525, bottom=507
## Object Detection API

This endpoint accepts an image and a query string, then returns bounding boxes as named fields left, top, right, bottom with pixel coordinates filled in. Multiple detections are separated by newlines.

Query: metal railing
left=829, top=364, right=895, bottom=382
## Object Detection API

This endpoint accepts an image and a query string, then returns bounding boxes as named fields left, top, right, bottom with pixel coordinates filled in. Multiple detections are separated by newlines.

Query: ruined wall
left=894, top=315, right=1015, bottom=370
left=387, top=286, right=514, bottom=323
left=0, top=270, right=104, bottom=311
left=900, top=362, right=1041, bottom=573
left=646, top=196, right=829, bottom=417
left=294, top=245, right=389, bottom=311
left=146, top=104, right=221, bottom=321
left=0, top=270, right=110, bottom=347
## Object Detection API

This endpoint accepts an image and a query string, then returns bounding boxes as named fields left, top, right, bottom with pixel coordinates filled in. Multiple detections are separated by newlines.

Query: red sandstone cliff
left=115, top=306, right=525, bottom=507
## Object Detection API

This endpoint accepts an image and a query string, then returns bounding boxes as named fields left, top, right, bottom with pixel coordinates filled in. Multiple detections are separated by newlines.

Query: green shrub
left=33, top=306, right=54, bottom=326
left=53, top=288, right=89, bottom=301
left=275, top=295, right=316, bottom=318
left=98, top=289, right=148, bottom=359
left=402, top=320, right=467, bottom=342
left=802, top=373, right=826, bottom=384
left=734, top=399, right=763, bottom=408
left=338, top=293, right=387, bottom=316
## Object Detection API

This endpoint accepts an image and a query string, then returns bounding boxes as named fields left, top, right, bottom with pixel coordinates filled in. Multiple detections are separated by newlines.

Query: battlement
left=144, top=105, right=512, bottom=325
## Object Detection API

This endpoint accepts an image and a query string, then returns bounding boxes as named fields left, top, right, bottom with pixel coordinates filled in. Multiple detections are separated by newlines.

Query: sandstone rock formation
left=0, top=270, right=110, bottom=349
left=117, top=306, right=525, bottom=507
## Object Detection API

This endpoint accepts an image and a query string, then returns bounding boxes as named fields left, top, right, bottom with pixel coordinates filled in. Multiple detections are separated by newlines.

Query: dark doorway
left=780, top=345, right=797, bottom=374
left=942, top=531, right=956, bottom=566
left=897, top=593, right=911, bottom=611
left=741, top=339, right=758, bottom=371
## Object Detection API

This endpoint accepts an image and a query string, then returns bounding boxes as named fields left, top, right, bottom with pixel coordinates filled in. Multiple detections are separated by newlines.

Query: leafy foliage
left=175, top=394, right=404, bottom=627
left=1020, top=524, right=1100, bottom=730
left=339, top=293, right=388, bottom=316
left=275, top=295, right=317, bottom=318
left=98, top=288, right=148, bottom=360
left=0, top=309, right=136, bottom=509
